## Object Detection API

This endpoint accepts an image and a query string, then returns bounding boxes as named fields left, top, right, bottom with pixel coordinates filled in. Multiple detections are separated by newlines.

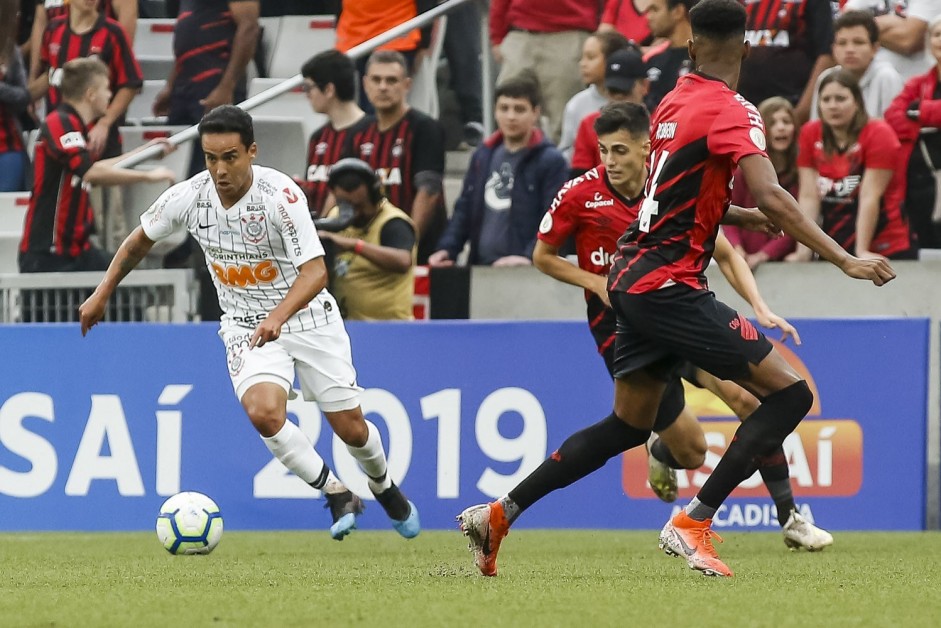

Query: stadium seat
left=125, top=80, right=167, bottom=125
left=0, top=231, right=20, bottom=274
left=257, top=16, right=282, bottom=77
left=247, top=78, right=326, bottom=139
left=408, top=16, right=447, bottom=119
left=137, top=56, right=176, bottom=83
left=268, top=16, right=336, bottom=79
left=249, top=116, right=308, bottom=179
left=0, top=193, right=30, bottom=234
left=134, top=19, right=175, bottom=59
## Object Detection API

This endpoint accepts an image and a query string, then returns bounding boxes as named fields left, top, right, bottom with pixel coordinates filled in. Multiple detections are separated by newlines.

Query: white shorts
left=220, top=320, right=361, bottom=412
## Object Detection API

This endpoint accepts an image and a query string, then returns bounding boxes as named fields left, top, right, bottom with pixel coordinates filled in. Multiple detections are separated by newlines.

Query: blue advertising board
left=0, top=318, right=929, bottom=531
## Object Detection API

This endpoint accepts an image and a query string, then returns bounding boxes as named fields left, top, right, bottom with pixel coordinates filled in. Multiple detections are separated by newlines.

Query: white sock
left=347, top=420, right=392, bottom=493
left=262, top=420, right=340, bottom=491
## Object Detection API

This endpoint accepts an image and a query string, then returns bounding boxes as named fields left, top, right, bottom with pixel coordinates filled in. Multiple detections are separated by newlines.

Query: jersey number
left=639, top=149, right=669, bottom=233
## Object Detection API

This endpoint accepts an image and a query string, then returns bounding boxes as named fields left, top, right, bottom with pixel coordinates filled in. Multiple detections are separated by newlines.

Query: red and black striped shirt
left=609, top=73, right=768, bottom=295
left=350, top=108, right=444, bottom=215
left=41, top=0, right=117, bottom=21
left=40, top=12, right=142, bottom=110
left=173, top=0, right=258, bottom=99
left=0, top=51, right=27, bottom=154
left=20, top=104, right=95, bottom=258
left=303, top=116, right=370, bottom=217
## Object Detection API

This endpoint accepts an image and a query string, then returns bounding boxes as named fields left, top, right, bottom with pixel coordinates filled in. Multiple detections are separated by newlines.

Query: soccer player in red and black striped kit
left=352, top=50, right=447, bottom=264
left=19, top=57, right=174, bottom=273
left=463, top=0, right=895, bottom=579
left=300, top=50, right=370, bottom=218
left=33, top=0, right=141, bottom=158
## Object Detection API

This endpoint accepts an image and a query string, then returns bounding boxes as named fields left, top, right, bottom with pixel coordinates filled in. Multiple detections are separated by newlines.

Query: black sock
left=757, top=448, right=796, bottom=526
left=509, top=413, right=649, bottom=513
left=650, top=438, right=685, bottom=469
left=696, top=381, right=812, bottom=509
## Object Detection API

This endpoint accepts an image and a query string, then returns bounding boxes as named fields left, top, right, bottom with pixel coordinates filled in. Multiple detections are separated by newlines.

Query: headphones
left=328, top=158, right=383, bottom=204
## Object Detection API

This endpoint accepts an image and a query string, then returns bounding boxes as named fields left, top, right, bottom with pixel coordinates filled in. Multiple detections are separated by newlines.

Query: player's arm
left=320, top=219, right=414, bottom=273
left=112, top=0, right=139, bottom=43
left=410, top=117, right=446, bottom=239
left=200, top=1, right=260, bottom=110
left=855, top=168, right=894, bottom=260
left=533, top=240, right=610, bottom=307
left=875, top=14, right=927, bottom=55
left=723, top=204, right=781, bottom=236
left=738, top=154, right=895, bottom=285
left=788, top=166, right=822, bottom=262
left=250, top=257, right=327, bottom=349
left=27, top=2, right=47, bottom=83
left=713, top=230, right=800, bottom=344
left=79, top=227, right=156, bottom=335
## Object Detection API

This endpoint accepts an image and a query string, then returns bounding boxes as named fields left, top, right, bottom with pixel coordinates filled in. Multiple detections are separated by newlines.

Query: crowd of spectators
left=4, top=0, right=941, bottom=323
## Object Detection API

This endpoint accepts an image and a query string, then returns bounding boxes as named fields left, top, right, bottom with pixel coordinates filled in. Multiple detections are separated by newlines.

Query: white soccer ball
left=155, top=491, right=224, bottom=555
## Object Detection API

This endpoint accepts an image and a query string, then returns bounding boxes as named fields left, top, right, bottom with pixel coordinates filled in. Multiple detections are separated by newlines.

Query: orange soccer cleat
left=658, top=510, right=733, bottom=577
left=456, top=501, right=511, bottom=577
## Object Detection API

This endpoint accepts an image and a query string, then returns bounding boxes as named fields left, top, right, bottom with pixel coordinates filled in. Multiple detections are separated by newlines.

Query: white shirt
left=844, top=0, right=941, bottom=80
left=559, top=85, right=608, bottom=162
left=141, top=165, right=335, bottom=332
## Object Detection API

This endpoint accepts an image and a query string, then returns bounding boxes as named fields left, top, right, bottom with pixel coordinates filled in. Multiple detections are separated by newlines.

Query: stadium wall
left=0, top=318, right=929, bottom=532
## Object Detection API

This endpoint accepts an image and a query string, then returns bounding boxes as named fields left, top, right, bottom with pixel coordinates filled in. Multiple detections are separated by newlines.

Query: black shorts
left=610, top=284, right=774, bottom=382
left=592, top=304, right=686, bottom=433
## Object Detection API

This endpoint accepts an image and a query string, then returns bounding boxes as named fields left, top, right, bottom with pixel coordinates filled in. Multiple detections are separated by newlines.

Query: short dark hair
left=689, top=0, right=746, bottom=41
left=495, top=72, right=542, bottom=108
left=198, top=105, right=255, bottom=148
left=60, top=57, right=109, bottom=102
left=667, top=0, right=700, bottom=13
left=833, top=10, right=879, bottom=44
left=301, top=50, right=357, bottom=101
left=365, top=49, right=410, bottom=77
left=593, top=101, right=650, bottom=139
left=591, top=30, right=631, bottom=59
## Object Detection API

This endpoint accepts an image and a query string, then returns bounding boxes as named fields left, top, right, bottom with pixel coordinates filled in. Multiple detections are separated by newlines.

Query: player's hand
left=200, top=85, right=235, bottom=112
left=428, top=250, right=453, bottom=267
left=145, top=138, right=176, bottom=157
left=152, top=86, right=172, bottom=117
left=87, top=122, right=110, bottom=158
left=491, top=43, right=503, bottom=65
left=492, top=255, right=532, bottom=267
left=755, top=308, right=801, bottom=345
left=856, top=248, right=889, bottom=262
left=146, top=166, right=176, bottom=184
left=78, top=293, right=107, bottom=337
left=840, top=255, right=896, bottom=286
left=589, top=274, right=611, bottom=308
left=249, top=318, right=282, bottom=349
left=737, top=207, right=782, bottom=237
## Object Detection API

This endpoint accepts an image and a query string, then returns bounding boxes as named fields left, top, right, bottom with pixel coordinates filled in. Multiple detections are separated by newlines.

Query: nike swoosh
left=675, top=531, right=696, bottom=556
left=198, top=223, right=215, bottom=229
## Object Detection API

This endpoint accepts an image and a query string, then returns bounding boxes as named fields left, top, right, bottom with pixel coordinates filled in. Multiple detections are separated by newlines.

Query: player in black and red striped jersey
left=456, top=102, right=832, bottom=579
left=352, top=50, right=446, bottom=264
left=605, top=0, right=891, bottom=577
left=19, top=58, right=174, bottom=273
left=300, top=50, right=370, bottom=218
left=34, top=0, right=141, bottom=158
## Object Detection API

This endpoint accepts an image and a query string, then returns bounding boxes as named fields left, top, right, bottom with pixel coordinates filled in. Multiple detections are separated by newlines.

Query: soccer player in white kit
left=79, top=105, right=420, bottom=540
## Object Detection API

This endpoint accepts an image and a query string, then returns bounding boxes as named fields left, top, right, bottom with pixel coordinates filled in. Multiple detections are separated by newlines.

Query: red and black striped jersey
left=40, top=13, right=142, bottom=110
left=41, top=0, right=117, bottom=21
left=738, top=0, right=834, bottom=106
left=173, top=0, right=259, bottom=98
left=303, top=116, right=370, bottom=217
left=0, top=54, right=26, bottom=154
left=20, top=104, right=95, bottom=258
left=798, top=119, right=913, bottom=258
left=350, top=109, right=445, bottom=214
left=609, top=72, right=768, bottom=295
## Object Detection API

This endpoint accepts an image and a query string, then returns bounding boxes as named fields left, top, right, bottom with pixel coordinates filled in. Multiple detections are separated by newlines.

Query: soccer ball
left=155, top=491, right=224, bottom=555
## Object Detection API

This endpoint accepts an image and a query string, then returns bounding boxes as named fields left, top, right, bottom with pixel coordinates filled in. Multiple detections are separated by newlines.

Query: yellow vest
left=326, top=199, right=416, bottom=320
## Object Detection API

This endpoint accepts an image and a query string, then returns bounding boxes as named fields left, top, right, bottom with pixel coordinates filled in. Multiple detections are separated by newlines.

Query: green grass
left=2, top=531, right=940, bottom=627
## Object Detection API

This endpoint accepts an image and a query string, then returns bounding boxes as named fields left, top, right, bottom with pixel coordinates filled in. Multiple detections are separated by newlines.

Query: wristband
left=353, top=239, right=365, bottom=255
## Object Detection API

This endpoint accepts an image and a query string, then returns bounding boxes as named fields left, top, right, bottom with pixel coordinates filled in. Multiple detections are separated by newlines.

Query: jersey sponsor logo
left=211, top=260, right=279, bottom=287
left=315, top=141, right=328, bottom=156
left=655, top=122, right=677, bottom=140
left=206, top=246, right=269, bottom=262
left=376, top=167, right=402, bottom=186
left=307, top=164, right=329, bottom=182
left=256, top=178, right=277, bottom=196
left=744, top=29, right=791, bottom=47
left=59, top=131, right=86, bottom=149
left=283, top=187, right=299, bottom=203
left=539, top=212, right=553, bottom=234
left=584, top=192, right=614, bottom=209
left=818, top=174, right=861, bottom=199
left=241, top=213, right=267, bottom=244
left=589, top=246, right=613, bottom=267
left=277, top=204, right=303, bottom=257
left=196, top=200, right=212, bottom=209
left=360, top=142, right=374, bottom=157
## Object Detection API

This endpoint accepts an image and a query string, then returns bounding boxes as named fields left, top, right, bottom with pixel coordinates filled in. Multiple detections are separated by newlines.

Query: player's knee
left=774, top=380, right=813, bottom=432
left=243, top=400, right=285, bottom=437
left=327, top=409, right=369, bottom=447
left=727, top=387, right=761, bottom=420
left=675, top=439, right=707, bottom=469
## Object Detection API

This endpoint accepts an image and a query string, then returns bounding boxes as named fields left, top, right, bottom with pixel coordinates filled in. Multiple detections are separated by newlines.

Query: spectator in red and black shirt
left=0, top=40, right=30, bottom=191
left=32, top=0, right=141, bottom=158
left=353, top=50, right=446, bottom=264
left=27, top=0, right=137, bottom=83
left=737, top=0, right=835, bottom=125
left=300, top=50, right=369, bottom=218
left=19, top=57, right=174, bottom=273
left=793, top=69, right=916, bottom=261
left=152, top=0, right=259, bottom=176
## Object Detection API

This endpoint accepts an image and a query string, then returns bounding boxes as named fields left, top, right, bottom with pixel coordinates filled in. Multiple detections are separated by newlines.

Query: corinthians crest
left=241, top=212, right=267, bottom=244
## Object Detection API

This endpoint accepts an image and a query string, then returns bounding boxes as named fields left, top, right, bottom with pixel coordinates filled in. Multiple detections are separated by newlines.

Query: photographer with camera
left=318, top=158, right=417, bottom=320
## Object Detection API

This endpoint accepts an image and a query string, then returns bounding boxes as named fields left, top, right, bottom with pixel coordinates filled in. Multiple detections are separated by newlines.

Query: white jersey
left=141, top=165, right=336, bottom=332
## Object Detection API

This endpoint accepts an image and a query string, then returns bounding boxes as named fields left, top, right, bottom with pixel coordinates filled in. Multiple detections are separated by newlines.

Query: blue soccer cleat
left=324, top=490, right=364, bottom=541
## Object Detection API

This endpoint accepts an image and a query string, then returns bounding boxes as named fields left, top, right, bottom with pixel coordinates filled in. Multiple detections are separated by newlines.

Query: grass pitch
left=2, top=530, right=939, bottom=627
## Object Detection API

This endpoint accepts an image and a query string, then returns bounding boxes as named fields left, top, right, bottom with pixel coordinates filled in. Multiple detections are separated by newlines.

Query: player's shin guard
left=346, top=420, right=393, bottom=492
left=695, top=381, right=812, bottom=510
left=508, top=413, right=650, bottom=511
left=262, top=419, right=332, bottom=487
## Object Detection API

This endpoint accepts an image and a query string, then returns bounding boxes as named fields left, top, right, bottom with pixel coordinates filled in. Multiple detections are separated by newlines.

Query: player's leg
left=289, top=323, right=419, bottom=539
left=693, top=367, right=833, bottom=551
left=228, top=331, right=359, bottom=541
